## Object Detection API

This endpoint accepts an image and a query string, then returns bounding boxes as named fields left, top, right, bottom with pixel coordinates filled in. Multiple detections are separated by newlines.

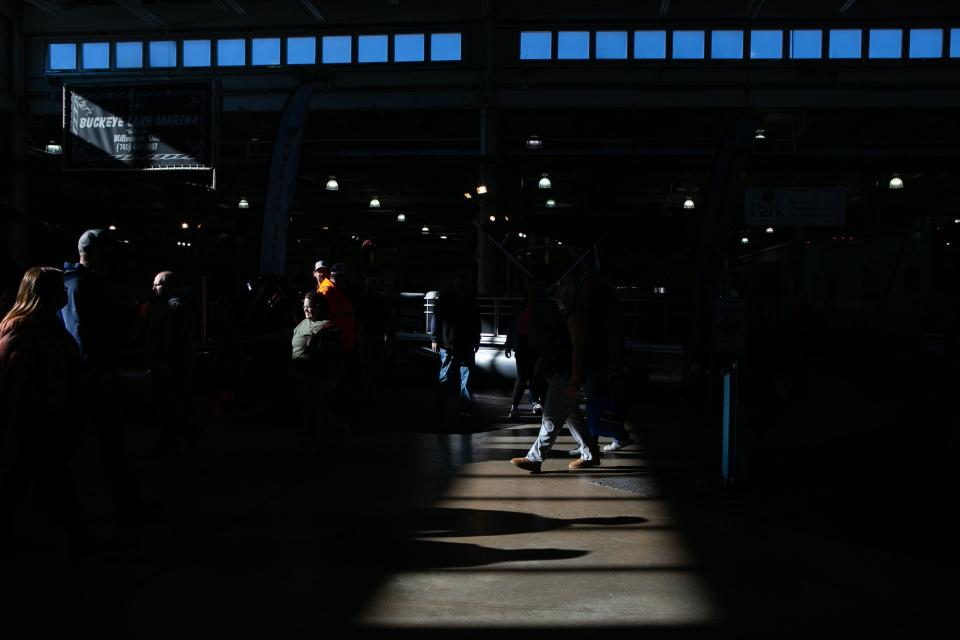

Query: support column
left=2, top=0, right=28, bottom=267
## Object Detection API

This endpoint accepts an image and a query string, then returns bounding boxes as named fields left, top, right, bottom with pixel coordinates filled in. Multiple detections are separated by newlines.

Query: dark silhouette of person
left=0, top=267, right=93, bottom=556
left=505, top=279, right=548, bottom=420
left=146, top=270, right=197, bottom=453
left=355, top=276, right=395, bottom=400
left=431, top=274, right=481, bottom=417
left=59, top=228, right=142, bottom=513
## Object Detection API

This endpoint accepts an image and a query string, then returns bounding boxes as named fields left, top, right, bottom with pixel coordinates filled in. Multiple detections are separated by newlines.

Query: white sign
left=745, top=188, right=846, bottom=227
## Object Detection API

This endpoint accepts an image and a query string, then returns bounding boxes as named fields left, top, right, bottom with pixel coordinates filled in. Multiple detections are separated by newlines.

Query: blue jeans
left=438, top=347, right=473, bottom=411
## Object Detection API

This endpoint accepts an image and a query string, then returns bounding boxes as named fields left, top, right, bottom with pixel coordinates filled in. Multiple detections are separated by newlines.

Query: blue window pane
left=750, top=30, right=782, bottom=59
left=217, top=39, right=245, bottom=66
left=115, top=41, right=142, bottom=68
left=596, top=31, right=627, bottom=59
left=183, top=40, right=211, bottom=67
left=557, top=31, right=589, bottom=59
left=394, top=34, right=424, bottom=62
left=252, top=38, right=281, bottom=66
left=909, top=29, right=943, bottom=58
left=712, top=30, right=743, bottom=59
left=869, top=29, right=902, bottom=58
left=634, top=31, right=666, bottom=59
left=829, top=29, right=861, bottom=58
left=952, top=29, right=960, bottom=58
left=322, top=35, right=352, bottom=64
left=520, top=31, right=552, bottom=60
left=431, top=33, right=461, bottom=61
left=81, top=42, right=109, bottom=69
left=49, top=43, right=76, bottom=70
left=149, top=41, right=177, bottom=67
left=790, top=30, right=822, bottom=59
left=358, top=35, right=387, bottom=63
left=673, top=31, right=705, bottom=59
left=287, top=37, right=316, bottom=64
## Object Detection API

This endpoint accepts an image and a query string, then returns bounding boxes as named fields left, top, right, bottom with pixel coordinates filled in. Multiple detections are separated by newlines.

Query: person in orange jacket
left=313, top=260, right=356, bottom=353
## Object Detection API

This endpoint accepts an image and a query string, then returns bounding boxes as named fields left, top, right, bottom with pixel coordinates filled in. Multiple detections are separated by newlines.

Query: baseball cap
left=313, top=260, right=328, bottom=271
left=78, top=228, right=110, bottom=254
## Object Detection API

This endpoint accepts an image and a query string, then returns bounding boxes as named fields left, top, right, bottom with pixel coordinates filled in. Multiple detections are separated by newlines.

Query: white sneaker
left=602, top=439, right=633, bottom=452
left=532, top=403, right=543, bottom=415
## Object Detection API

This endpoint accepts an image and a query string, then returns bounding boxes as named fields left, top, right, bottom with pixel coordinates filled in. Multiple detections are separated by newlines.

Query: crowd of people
left=0, top=226, right=634, bottom=556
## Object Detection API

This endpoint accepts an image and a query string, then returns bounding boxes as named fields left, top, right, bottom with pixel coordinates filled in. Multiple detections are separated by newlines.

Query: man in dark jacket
left=431, top=274, right=481, bottom=416
left=59, top=228, right=141, bottom=512
left=146, top=270, right=197, bottom=452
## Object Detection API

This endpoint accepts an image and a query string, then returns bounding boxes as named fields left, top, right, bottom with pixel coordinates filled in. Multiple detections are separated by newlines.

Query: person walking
left=504, top=280, right=547, bottom=420
left=60, top=229, right=142, bottom=513
left=431, top=274, right=481, bottom=417
left=145, top=271, right=198, bottom=453
left=0, top=267, right=93, bottom=555
left=511, top=277, right=601, bottom=473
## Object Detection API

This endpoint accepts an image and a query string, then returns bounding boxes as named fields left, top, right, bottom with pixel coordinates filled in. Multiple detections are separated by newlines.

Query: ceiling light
left=740, top=237, right=750, bottom=244
left=765, top=226, right=774, bottom=234
left=653, top=286, right=667, bottom=294
left=526, top=135, right=543, bottom=150
left=538, top=174, right=552, bottom=189
left=238, top=198, right=249, bottom=209
left=108, top=224, right=117, bottom=231
left=396, top=213, right=406, bottom=222
left=180, top=222, right=189, bottom=229
left=954, top=219, right=960, bottom=224
left=683, top=198, right=695, bottom=210
left=421, top=226, right=430, bottom=234
left=489, top=215, right=496, bottom=222
left=325, top=177, right=339, bottom=191
left=45, top=141, right=62, bottom=155
left=440, top=235, right=448, bottom=240
left=546, top=199, right=556, bottom=208
left=476, top=185, right=488, bottom=195
left=888, top=176, right=903, bottom=189
left=464, top=192, right=472, bottom=199
left=369, top=196, right=380, bottom=208
left=754, top=129, right=766, bottom=140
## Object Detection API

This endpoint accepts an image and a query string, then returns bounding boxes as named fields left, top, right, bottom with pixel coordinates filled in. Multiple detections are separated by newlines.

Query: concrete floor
left=1, top=381, right=955, bottom=637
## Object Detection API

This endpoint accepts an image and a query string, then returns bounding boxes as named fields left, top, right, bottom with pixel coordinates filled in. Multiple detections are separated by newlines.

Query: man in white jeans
left=511, top=277, right=600, bottom=474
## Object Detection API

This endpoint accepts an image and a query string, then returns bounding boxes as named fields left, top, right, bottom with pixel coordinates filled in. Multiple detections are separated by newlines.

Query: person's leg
left=566, top=400, right=600, bottom=463
left=91, top=384, right=140, bottom=510
left=436, top=348, right=453, bottom=412
left=525, top=375, right=575, bottom=461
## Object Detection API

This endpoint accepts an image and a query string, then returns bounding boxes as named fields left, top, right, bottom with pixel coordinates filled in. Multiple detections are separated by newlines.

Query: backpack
left=306, top=320, right=342, bottom=358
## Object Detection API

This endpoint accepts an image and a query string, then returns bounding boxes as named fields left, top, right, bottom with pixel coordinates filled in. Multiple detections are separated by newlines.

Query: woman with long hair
left=0, top=267, right=91, bottom=556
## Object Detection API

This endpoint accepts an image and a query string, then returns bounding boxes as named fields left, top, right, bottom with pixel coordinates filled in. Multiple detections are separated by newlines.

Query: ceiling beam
left=659, top=0, right=670, bottom=17
left=114, top=0, right=165, bottom=26
left=747, top=0, right=767, bottom=20
left=299, top=0, right=326, bottom=22
left=839, top=0, right=856, bottom=14
left=212, top=0, right=247, bottom=15
left=22, top=0, right=66, bottom=17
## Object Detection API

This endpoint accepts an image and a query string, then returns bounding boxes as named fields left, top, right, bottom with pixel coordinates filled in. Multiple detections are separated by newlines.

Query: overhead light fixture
left=740, top=237, right=750, bottom=244
left=653, top=286, right=667, bottom=294
left=765, top=226, right=774, bottom=234
left=108, top=224, right=117, bottom=231
left=421, top=226, right=430, bottom=234
left=464, top=192, right=473, bottom=199
left=440, top=235, right=448, bottom=240
left=476, top=185, right=488, bottom=195
left=180, top=222, right=189, bottom=229
left=369, top=196, right=381, bottom=208
left=396, top=213, right=406, bottom=222
left=888, top=176, right=904, bottom=189
left=683, top=198, right=695, bottom=210
left=45, top=141, right=62, bottom=155
left=238, top=198, right=249, bottom=209
left=754, top=129, right=766, bottom=140
left=325, top=177, right=339, bottom=191
left=954, top=219, right=960, bottom=224
left=489, top=215, right=496, bottom=222
left=538, top=174, right=552, bottom=189
left=546, top=199, right=556, bottom=208
left=526, top=135, right=543, bottom=150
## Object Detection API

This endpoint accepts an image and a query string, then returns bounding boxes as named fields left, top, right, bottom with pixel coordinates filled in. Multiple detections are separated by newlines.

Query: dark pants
left=149, top=367, right=197, bottom=445
left=85, top=375, right=140, bottom=509
left=510, top=337, right=545, bottom=408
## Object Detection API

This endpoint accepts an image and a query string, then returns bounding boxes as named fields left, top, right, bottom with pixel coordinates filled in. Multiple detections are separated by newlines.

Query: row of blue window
left=47, top=33, right=462, bottom=71
left=521, top=28, right=960, bottom=60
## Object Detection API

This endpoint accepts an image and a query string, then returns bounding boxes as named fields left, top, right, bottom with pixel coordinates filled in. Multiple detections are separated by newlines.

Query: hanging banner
left=745, top=187, right=846, bottom=227
left=63, top=81, right=217, bottom=171
left=259, top=81, right=317, bottom=276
